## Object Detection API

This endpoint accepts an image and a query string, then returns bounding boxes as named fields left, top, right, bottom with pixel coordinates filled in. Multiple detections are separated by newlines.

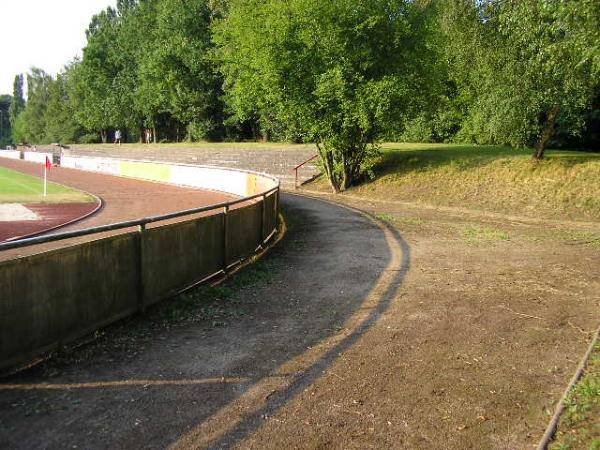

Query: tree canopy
left=7, top=0, right=599, bottom=186
left=215, top=0, right=441, bottom=191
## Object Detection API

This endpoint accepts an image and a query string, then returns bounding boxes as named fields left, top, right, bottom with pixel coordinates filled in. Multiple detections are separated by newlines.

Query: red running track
left=0, top=158, right=237, bottom=261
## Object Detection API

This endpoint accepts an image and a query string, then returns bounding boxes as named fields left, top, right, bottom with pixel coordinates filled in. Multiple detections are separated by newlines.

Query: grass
left=461, top=225, right=510, bottom=245
left=550, top=341, right=600, bottom=450
left=313, top=143, right=600, bottom=222
left=0, top=166, right=94, bottom=204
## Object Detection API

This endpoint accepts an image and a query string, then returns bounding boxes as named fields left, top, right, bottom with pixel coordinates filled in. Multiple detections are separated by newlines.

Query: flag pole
left=44, top=163, right=47, bottom=197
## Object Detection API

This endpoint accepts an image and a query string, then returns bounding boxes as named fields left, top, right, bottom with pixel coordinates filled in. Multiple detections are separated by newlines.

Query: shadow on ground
left=0, top=193, right=410, bottom=450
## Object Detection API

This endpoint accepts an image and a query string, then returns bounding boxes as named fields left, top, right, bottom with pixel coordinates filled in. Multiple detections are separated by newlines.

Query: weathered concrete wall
left=23, top=151, right=53, bottom=164
left=0, top=150, right=21, bottom=160
left=0, top=163, right=280, bottom=370
left=60, top=144, right=320, bottom=188
left=0, top=233, right=140, bottom=369
left=60, top=155, right=277, bottom=197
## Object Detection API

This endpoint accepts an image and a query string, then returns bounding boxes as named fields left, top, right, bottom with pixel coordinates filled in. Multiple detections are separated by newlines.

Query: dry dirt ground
left=0, top=193, right=598, bottom=449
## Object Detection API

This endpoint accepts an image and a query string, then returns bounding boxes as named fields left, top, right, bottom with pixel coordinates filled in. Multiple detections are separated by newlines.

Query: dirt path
left=0, top=193, right=598, bottom=449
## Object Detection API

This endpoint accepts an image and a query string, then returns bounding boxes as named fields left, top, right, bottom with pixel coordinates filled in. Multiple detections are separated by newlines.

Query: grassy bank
left=313, top=143, right=600, bottom=222
left=550, top=341, right=600, bottom=450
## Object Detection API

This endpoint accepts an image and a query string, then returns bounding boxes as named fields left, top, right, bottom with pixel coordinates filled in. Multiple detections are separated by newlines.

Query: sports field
left=0, top=166, right=95, bottom=204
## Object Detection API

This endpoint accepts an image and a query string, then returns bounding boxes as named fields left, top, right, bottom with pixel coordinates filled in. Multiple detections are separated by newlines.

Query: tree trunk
left=100, top=129, right=107, bottom=144
left=316, top=142, right=340, bottom=193
left=153, top=126, right=157, bottom=144
left=533, top=105, right=560, bottom=160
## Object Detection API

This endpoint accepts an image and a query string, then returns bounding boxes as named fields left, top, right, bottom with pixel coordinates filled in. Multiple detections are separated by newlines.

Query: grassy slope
left=313, top=143, right=600, bottom=222
left=0, top=166, right=95, bottom=204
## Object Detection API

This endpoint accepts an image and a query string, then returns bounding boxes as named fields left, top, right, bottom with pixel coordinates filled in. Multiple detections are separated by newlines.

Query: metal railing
left=292, top=154, right=319, bottom=189
left=0, top=187, right=278, bottom=252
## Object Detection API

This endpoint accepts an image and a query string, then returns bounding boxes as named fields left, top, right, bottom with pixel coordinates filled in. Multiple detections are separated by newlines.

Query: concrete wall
left=23, top=151, right=53, bottom=164
left=0, top=161, right=280, bottom=370
left=61, top=144, right=320, bottom=188
left=60, top=155, right=275, bottom=197
left=0, top=150, right=21, bottom=160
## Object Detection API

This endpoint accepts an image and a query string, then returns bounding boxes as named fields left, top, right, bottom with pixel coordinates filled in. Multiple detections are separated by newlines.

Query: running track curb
left=5, top=193, right=103, bottom=243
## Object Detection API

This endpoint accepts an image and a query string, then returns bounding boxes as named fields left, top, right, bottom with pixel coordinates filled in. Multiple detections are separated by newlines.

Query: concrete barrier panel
left=60, top=155, right=277, bottom=197
left=120, top=161, right=172, bottom=183
left=60, top=155, right=120, bottom=176
left=0, top=150, right=21, bottom=160
left=170, top=164, right=249, bottom=196
left=142, top=214, right=224, bottom=305
left=263, top=192, right=278, bottom=238
left=23, top=152, right=52, bottom=164
left=0, top=233, right=139, bottom=368
left=227, top=202, right=262, bottom=263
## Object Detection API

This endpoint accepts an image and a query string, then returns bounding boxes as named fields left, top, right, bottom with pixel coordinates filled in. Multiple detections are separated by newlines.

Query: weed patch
left=550, top=342, right=600, bottom=450
left=460, top=225, right=510, bottom=246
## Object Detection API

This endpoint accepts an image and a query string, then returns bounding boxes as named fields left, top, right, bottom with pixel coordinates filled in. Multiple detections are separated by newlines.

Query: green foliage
left=216, top=0, right=441, bottom=191
left=15, top=68, right=52, bottom=144
left=0, top=94, right=11, bottom=147
left=440, top=0, right=599, bottom=157
left=45, top=71, right=82, bottom=144
left=8, top=74, right=25, bottom=128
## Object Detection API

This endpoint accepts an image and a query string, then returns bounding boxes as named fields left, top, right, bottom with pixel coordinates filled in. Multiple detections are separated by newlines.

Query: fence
left=0, top=158, right=279, bottom=370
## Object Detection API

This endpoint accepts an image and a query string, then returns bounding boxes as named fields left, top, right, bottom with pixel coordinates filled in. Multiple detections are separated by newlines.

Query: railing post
left=260, top=194, right=266, bottom=244
left=137, top=223, right=146, bottom=312
left=275, top=188, right=280, bottom=228
left=295, top=168, right=298, bottom=190
left=222, top=205, right=229, bottom=272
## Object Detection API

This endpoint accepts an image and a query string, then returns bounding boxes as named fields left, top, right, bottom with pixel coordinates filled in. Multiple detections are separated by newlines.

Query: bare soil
left=0, top=193, right=598, bottom=450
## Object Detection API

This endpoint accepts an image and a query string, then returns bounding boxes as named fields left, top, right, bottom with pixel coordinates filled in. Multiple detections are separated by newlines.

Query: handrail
left=0, top=186, right=278, bottom=252
left=292, top=154, right=318, bottom=189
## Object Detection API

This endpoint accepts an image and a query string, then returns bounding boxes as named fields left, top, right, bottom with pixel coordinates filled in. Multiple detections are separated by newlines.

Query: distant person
left=115, top=129, right=122, bottom=145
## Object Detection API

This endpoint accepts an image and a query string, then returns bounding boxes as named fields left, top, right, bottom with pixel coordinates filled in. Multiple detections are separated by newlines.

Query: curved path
left=0, top=194, right=409, bottom=450
left=0, top=158, right=236, bottom=261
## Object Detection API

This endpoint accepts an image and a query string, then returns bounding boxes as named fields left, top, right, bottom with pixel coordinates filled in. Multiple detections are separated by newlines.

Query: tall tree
left=137, top=0, right=224, bottom=141
left=216, top=0, right=439, bottom=192
left=45, top=67, right=82, bottom=144
left=70, top=6, right=130, bottom=142
left=15, top=68, right=52, bottom=144
left=8, top=74, right=25, bottom=127
left=0, top=94, right=12, bottom=147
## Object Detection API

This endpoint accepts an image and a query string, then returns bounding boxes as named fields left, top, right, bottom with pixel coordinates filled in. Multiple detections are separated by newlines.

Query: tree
left=440, top=0, right=599, bottom=159
left=8, top=74, right=25, bottom=127
left=137, top=0, right=224, bottom=142
left=215, top=0, right=440, bottom=192
left=45, top=68, right=82, bottom=144
left=0, top=94, right=12, bottom=147
left=70, top=6, right=134, bottom=142
left=16, top=68, right=52, bottom=144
